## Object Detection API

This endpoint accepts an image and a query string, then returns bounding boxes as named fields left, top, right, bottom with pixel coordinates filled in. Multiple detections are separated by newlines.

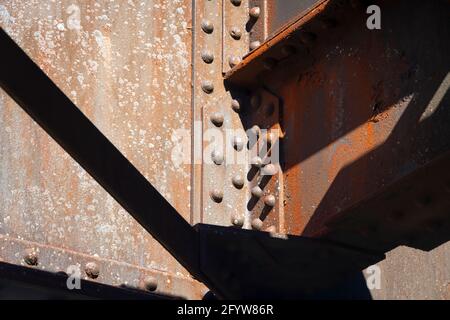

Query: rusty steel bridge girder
left=0, top=0, right=450, bottom=299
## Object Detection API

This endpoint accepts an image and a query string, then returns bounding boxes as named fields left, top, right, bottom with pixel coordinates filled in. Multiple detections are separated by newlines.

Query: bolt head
left=23, top=249, right=38, bottom=266
left=231, top=99, right=240, bottom=113
left=201, top=50, right=214, bottom=64
left=210, top=189, right=224, bottom=203
left=230, top=27, right=242, bottom=40
left=143, top=276, right=158, bottom=291
left=201, top=20, right=214, bottom=34
left=230, top=0, right=242, bottom=6
left=201, top=80, right=214, bottom=94
left=249, top=7, right=261, bottom=19
left=251, top=186, right=263, bottom=198
left=85, top=262, right=100, bottom=279
left=228, top=56, right=241, bottom=68
left=231, top=215, right=244, bottom=228
left=264, top=195, right=276, bottom=207
left=210, top=112, right=224, bottom=127
left=251, top=218, right=263, bottom=231
left=232, top=175, right=245, bottom=189
left=232, top=136, right=244, bottom=151
left=250, top=41, right=261, bottom=51
left=211, top=150, right=224, bottom=165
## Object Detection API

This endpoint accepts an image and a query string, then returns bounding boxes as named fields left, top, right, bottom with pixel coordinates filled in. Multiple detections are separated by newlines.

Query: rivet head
left=251, top=218, right=263, bottom=231
left=249, top=7, right=261, bottom=19
left=261, top=163, right=278, bottom=176
left=230, top=27, right=242, bottom=40
left=210, top=189, right=224, bottom=203
left=231, top=215, right=244, bottom=228
left=211, top=150, right=224, bottom=165
left=143, top=276, right=158, bottom=291
left=85, top=262, right=100, bottom=279
left=264, top=195, right=276, bottom=207
left=231, top=99, right=240, bottom=113
left=228, top=56, right=241, bottom=68
left=263, top=58, right=277, bottom=70
left=251, top=186, right=263, bottom=198
left=201, top=50, right=214, bottom=64
left=210, top=112, right=224, bottom=127
left=232, top=136, right=244, bottom=151
left=201, top=20, right=214, bottom=34
left=230, top=0, right=242, bottom=6
left=201, top=80, right=214, bottom=94
left=23, top=249, right=38, bottom=266
left=250, top=41, right=261, bottom=51
left=232, top=175, right=245, bottom=189
left=251, top=156, right=263, bottom=168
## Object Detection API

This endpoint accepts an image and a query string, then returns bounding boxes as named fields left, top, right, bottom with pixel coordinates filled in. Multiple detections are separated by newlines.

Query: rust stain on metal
left=0, top=0, right=206, bottom=298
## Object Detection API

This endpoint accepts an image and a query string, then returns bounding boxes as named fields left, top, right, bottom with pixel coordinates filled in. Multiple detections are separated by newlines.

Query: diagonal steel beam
left=0, top=28, right=200, bottom=278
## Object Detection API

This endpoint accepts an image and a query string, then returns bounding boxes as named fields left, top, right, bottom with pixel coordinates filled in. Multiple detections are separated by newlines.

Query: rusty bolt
left=230, top=27, right=242, bottom=40
left=251, top=218, right=263, bottom=231
left=250, top=41, right=261, bottom=51
left=263, top=58, right=277, bottom=70
left=85, top=262, right=100, bottom=279
left=249, top=7, right=261, bottom=19
left=231, top=99, right=240, bottom=113
left=143, top=276, right=158, bottom=291
left=228, top=56, right=241, bottom=68
left=262, top=163, right=278, bottom=176
left=264, top=195, right=276, bottom=207
left=201, top=20, right=214, bottom=34
left=232, top=136, right=244, bottom=151
left=251, top=156, right=263, bottom=168
left=251, top=186, right=264, bottom=198
left=231, top=215, right=244, bottom=228
left=210, top=189, right=224, bottom=203
left=201, top=80, right=214, bottom=94
left=201, top=50, right=214, bottom=64
left=211, top=149, right=224, bottom=165
left=232, top=175, right=245, bottom=189
left=23, top=249, right=38, bottom=266
left=210, top=112, right=224, bottom=127
left=230, top=0, right=242, bottom=6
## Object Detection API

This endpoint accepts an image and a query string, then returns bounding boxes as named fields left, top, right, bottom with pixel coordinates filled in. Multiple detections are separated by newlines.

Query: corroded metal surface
left=0, top=0, right=205, bottom=298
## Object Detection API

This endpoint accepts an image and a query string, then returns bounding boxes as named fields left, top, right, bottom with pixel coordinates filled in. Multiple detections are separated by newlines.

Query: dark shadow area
left=0, top=262, right=177, bottom=300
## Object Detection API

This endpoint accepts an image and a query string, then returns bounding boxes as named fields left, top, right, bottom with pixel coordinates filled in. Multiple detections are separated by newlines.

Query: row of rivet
left=247, top=94, right=278, bottom=231
left=23, top=250, right=158, bottom=291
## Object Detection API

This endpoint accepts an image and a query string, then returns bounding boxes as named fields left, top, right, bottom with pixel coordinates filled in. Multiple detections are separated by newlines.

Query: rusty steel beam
left=0, top=28, right=200, bottom=278
left=0, top=27, right=385, bottom=299
left=225, top=0, right=450, bottom=254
